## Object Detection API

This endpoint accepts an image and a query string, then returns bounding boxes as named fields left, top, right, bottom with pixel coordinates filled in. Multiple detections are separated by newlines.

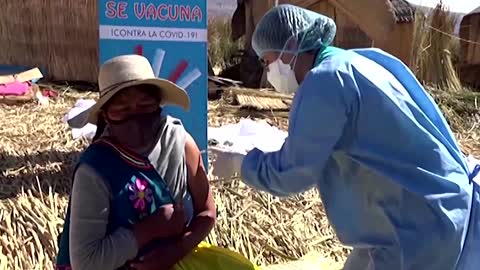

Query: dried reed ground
left=0, top=89, right=348, bottom=270
left=1, top=87, right=479, bottom=270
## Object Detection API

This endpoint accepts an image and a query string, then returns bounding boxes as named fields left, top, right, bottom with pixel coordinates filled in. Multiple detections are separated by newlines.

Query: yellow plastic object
left=174, top=242, right=261, bottom=270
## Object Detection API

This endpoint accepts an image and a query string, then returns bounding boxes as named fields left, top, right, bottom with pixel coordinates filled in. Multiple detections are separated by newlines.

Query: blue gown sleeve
left=240, top=63, right=356, bottom=197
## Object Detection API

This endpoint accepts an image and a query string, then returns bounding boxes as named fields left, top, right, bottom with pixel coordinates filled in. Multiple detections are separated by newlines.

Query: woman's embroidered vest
left=55, top=139, right=174, bottom=269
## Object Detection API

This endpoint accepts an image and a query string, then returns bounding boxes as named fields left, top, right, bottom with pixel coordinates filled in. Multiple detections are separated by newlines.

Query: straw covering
left=0, top=88, right=349, bottom=269
left=0, top=85, right=479, bottom=269
left=0, top=1, right=98, bottom=82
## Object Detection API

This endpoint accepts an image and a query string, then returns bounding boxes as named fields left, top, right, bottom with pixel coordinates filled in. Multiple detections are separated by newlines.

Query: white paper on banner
left=64, top=99, right=97, bottom=140
left=99, top=25, right=208, bottom=42
left=152, top=48, right=166, bottom=78
left=177, top=68, right=202, bottom=89
left=208, top=118, right=288, bottom=154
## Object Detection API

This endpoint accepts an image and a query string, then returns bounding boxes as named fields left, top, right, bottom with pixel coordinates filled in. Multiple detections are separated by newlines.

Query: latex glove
left=209, top=146, right=246, bottom=179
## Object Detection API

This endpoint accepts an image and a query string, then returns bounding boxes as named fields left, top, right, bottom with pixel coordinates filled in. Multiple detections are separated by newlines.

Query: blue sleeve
left=240, top=63, right=356, bottom=197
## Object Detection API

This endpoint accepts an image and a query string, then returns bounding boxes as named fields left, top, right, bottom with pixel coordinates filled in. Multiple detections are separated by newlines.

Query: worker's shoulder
left=301, top=51, right=361, bottom=103
left=305, top=51, right=361, bottom=87
left=310, top=50, right=360, bottom=76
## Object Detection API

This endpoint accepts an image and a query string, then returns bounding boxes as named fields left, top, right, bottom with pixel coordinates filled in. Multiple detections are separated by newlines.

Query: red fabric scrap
left=41, top=88, right=58, bottom=98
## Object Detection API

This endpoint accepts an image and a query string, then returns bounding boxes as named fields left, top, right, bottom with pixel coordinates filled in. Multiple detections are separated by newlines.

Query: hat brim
left=72, top=78, right=190, bottom=127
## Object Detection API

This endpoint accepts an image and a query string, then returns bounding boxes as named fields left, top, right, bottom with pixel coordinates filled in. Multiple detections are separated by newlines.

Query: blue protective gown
left=240, top=47, right=480, bottom=269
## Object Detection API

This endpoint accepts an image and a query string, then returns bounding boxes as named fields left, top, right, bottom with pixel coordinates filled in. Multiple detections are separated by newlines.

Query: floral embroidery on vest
left=128, top=176, right=153, bottom=214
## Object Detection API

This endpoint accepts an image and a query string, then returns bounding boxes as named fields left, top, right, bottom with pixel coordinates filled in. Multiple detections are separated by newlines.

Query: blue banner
left=98, top=0, right=208, bottom=166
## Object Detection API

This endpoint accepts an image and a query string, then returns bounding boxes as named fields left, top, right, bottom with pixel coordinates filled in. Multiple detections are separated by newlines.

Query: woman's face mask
left=103, top=86, right=164, bottom=154
left=106, top=108, right=163, bottom=152
left=267, top=57, right=299, bottom=94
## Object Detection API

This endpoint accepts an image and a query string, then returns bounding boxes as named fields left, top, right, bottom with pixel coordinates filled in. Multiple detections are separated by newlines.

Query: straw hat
left=69, top=54, right=190, bottom=128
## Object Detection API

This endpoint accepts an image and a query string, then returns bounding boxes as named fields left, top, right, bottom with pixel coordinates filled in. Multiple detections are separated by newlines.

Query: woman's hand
left=132, top=204, right=187, bottom=248
left=132, top=131, right=216, bottom=269
left=168, top=204, right=188, bottom=235
left=130, top=241, right=185, bottom=270
left=151, top=204, right=187, bottom=237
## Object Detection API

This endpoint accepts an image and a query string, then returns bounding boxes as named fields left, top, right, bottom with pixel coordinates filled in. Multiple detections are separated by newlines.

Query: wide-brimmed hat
left=69, top=54, right=190, bottom=128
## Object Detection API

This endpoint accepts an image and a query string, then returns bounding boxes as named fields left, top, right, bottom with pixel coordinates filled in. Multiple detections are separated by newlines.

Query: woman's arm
left=157, top=132, right=216, bottom=261
left=181, top=132, right=217, bottom=245
left=69, top=164, right=139, bottom=270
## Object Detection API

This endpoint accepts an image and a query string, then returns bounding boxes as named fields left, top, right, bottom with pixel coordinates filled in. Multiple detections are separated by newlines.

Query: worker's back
left=310, top=48, right=479, bottom=269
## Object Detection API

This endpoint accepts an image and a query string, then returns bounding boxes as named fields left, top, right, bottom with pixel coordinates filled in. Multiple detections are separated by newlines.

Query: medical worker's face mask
left=266, top=54, right=299, bottom=94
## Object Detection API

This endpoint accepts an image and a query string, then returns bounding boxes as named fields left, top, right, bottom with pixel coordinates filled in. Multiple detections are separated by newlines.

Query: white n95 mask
left=267, top=59, right=299, bottom=94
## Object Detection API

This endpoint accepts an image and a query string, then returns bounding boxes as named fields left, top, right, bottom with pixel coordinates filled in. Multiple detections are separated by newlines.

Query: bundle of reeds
left=208, top=18, right=244, bottom=74
left=411, top=3, right=462, bottom=91
left=0, top=1, right=98, bottom=82
left=426, top=85, right=480, bottom=153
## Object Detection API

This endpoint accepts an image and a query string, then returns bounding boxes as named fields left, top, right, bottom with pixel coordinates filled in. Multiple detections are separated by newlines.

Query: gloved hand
left=209, top=146, right=246, bottom=179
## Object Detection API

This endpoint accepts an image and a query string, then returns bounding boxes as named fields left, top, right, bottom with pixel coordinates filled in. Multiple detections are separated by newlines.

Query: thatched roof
left=0, top=1, right=98, bottom=82
left=0, top=0, right=417, bottom=83
left=287, top=0, right=416, bottom=23
left=389, top=0, right=416, bottom=23
left=466, top=6, right=480, bottom=16
left=291, top=0, right=416, bottom=23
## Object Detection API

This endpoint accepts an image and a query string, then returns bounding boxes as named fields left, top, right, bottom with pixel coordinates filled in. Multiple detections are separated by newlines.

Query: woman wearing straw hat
left=210, top=4, right=480, bottom=270
left=56, top=54, right=216, bottom=270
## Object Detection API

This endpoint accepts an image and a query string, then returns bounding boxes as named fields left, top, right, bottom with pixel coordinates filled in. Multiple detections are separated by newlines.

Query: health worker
left=210, top=4, right=480, bottom=270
